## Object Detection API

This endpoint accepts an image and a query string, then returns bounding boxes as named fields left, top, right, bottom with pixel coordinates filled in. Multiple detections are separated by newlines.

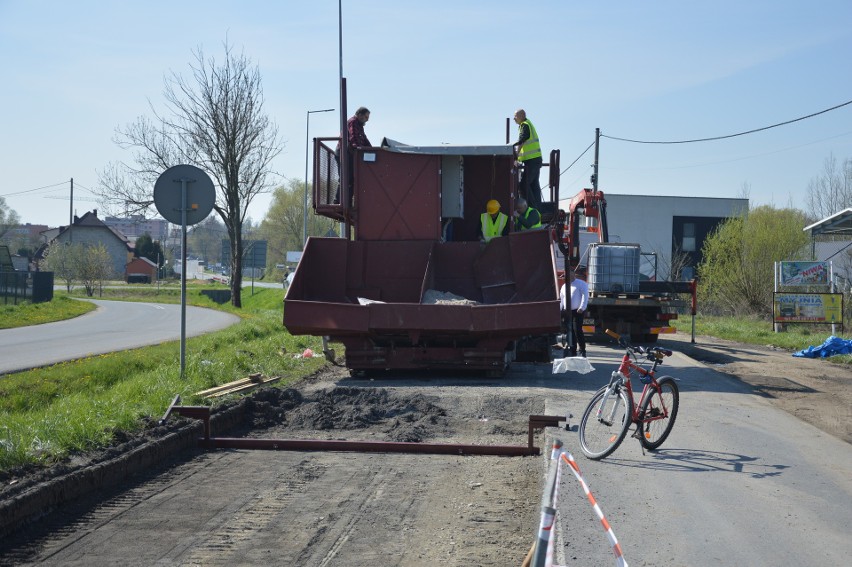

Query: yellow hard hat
left=486, top=199, right=500, bottom=214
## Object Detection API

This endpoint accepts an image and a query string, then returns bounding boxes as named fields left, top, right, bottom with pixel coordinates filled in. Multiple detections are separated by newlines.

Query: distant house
left=805, top=208, right=852, bottom=292
left=125, top=257, right=158, bottom=283
left=35, top=210, right=133, bottom=277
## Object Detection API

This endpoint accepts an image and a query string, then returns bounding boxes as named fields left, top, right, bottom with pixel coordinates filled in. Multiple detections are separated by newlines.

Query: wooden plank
left=195, top=373, right=264, bottom=397
left=205, top=375, right=282, bottom=398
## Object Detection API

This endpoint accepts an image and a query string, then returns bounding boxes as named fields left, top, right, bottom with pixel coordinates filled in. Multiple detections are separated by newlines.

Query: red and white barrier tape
left=549, top=450, right=628, bottom=567
left=544, top=454, right=563, bottom=566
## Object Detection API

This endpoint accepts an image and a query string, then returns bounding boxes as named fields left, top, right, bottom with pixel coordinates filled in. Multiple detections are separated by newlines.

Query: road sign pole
left=180, top=178, right=188, bottom=379
left=154, top=164, right=216, bottom=382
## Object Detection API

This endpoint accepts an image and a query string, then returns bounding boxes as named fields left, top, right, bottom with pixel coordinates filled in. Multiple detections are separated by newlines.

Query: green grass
left=0, top=287, right=324, bottom=473
left=0, top=296, right=97, bottom=329
left=691, top=313, right=852, bottom=364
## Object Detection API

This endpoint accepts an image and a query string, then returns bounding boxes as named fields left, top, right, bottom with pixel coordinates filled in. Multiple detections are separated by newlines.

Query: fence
left=0, top=271, right=54, bottom=305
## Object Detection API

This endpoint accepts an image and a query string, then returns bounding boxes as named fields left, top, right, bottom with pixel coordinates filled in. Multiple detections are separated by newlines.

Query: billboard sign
left=773, top=292, right=843, bottom=324
left=220, top=239, right=268, bottom=269
left=780, top=261, right=829, bottom=286
left=243, top=240, right=268, bottom=269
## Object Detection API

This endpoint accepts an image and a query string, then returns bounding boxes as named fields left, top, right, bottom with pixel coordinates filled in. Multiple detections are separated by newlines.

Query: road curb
left=542, top=398, right=572, bottom=567
left=0, top=400, right=248, bottom=541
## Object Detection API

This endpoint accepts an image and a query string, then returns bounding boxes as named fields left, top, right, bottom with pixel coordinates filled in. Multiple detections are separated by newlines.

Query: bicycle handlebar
left=604, top=329, right=673, bottom=359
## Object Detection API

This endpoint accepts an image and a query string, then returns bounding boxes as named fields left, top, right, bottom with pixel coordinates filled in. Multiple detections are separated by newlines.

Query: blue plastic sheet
left=792, top=336, right=852, bottom=358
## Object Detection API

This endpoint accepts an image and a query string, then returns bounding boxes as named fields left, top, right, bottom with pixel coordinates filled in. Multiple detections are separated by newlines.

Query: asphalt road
left=544, top=346, right=852, bottom=566
left=0, top=299, right=240, bottom=375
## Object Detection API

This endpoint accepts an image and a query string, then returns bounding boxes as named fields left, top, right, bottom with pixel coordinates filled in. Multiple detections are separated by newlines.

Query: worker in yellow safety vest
left=514, top=197, right=542, bottom=231
left=513, top=109, right=543, bottom=209
left=478, top=199, right=509, bottom=243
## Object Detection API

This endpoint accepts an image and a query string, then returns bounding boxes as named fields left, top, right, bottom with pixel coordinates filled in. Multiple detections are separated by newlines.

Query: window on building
left=682, top=222, right=696, bottom=252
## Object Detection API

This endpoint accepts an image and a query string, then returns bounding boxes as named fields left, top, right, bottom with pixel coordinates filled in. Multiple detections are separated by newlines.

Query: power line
left=561, top=140, right=596, bottom=175
left=604, top=130, right=852, bottom=172
left=601, top=98, right=852, bottom=144
left=0, top=181, right=69, bottom=198
left=545, top=140, right=596, bottom=190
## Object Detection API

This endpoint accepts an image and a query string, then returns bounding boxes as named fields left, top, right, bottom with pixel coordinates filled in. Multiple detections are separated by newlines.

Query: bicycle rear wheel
left=638, top=376, right=679, bottom=450
left=579, top=385, right=632, bottom=460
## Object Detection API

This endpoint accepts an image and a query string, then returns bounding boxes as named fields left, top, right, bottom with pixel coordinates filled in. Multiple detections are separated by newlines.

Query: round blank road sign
left=154, top=164, right=216, bottom=226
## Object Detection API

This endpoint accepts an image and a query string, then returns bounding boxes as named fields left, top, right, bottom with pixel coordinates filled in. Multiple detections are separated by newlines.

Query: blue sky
left=2, top=0, right=851, bottom=228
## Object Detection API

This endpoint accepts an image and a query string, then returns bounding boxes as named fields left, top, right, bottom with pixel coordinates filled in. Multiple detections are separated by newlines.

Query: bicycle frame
left=597, top=349, right=671, bottom=428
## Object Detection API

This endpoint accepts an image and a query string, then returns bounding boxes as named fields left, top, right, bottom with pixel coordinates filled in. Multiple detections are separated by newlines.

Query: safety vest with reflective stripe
left=518, top=119, right=542, bottom=161
left=518, top=206, right=542, bottom=230
left=480, top=212, right=508, bottom=242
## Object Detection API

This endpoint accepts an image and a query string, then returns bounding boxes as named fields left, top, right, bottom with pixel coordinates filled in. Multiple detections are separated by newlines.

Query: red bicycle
left=578, top=329, right=680, bottom=460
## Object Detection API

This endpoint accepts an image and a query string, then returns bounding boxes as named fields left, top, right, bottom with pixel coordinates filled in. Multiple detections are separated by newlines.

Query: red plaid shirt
left=347, top=115, right=371, bottom=149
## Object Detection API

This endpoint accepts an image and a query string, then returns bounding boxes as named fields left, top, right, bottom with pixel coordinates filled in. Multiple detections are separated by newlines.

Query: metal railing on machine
left=313, top=137, right=344, bottom=222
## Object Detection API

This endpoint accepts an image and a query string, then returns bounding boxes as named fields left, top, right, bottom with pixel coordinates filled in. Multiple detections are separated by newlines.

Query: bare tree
left=95, top=41, right=283, bottom=307
left=666, top=246, right=692, bottom=281
left=805, top=153, right=852, bottom=221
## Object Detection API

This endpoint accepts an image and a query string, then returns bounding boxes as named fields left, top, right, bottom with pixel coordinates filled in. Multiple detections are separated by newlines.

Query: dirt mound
left=243, top=387, right=304, bottom=428
left=284, top=386, right=448, bottom=442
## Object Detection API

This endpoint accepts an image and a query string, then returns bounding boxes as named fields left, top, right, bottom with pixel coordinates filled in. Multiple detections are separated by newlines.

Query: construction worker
left=513, top=197, right=542, bottom=231
left=347, top=106, right=371, bottom=149
left=335, top=106, right=371, bottom=204
left=513, top=109, right=543, bottom=209
left=478, top=199, right=509, bottom=243
left=559, top=269, right=589, bottom=357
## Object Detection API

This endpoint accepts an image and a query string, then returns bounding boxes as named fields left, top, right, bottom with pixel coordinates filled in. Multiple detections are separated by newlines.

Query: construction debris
left=195, top=373, right=281, bottom=399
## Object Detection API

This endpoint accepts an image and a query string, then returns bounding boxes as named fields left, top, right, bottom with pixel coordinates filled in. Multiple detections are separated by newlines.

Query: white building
left=559, top=193, right=749, bottom=281
left=172, top=258, right=204, bottom=279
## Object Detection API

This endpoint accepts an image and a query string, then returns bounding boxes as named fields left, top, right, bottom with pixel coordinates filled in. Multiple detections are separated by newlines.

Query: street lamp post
left=304, top=108, right=335, bottom=247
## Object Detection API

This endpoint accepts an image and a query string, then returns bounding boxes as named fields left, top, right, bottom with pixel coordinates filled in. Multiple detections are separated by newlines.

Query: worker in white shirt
left=559, top=268, right=589, bottom=357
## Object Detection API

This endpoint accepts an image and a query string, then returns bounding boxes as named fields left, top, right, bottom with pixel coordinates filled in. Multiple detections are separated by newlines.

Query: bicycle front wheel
left=638, top=376, right=679, bottom=450
left=579, top=385, right=632, bottom=460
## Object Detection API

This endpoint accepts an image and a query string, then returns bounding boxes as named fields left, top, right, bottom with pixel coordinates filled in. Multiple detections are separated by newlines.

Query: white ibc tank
left=587, top=243, right=640, bottom=293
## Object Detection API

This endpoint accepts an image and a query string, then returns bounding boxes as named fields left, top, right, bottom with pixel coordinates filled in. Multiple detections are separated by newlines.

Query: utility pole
left=69, top=178, right=74, bottom=243
left=592, top=128, right=608, bottom=242
left=592, top=129, right=599, bottom=193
